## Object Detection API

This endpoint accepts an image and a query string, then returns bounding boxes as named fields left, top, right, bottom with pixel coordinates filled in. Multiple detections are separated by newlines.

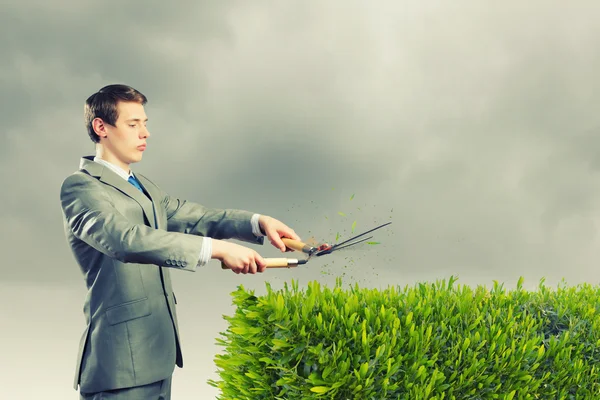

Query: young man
left=60, top=84, right=301, bottom=399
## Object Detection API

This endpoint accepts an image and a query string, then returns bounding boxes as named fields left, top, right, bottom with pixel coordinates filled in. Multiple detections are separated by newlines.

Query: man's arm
left=140, top=173, right=265, bottom=246
left=196, top=213, right=265, bottom=266
left=60, top=172, right=206, bottom=272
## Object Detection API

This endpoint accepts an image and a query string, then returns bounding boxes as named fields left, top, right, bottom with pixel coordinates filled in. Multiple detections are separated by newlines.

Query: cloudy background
left=2, top=0, right=600, bottom=398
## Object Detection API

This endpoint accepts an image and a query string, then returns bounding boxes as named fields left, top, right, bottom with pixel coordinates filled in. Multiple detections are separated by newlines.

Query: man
left=60, top=84, right=301, bottom=399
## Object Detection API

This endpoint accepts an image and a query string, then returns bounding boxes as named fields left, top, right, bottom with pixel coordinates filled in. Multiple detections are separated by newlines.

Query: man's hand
left=259, top=215, right=301, bottom=252
left=212, top=240, right=267, bottom=274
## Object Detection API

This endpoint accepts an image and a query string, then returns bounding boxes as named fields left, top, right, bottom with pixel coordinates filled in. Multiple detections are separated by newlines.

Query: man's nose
left=141, top=126, right=150, bottom=138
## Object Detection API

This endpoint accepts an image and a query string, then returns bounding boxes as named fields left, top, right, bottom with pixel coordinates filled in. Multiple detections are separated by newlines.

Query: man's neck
left=95, top=150, right=131, bottom=174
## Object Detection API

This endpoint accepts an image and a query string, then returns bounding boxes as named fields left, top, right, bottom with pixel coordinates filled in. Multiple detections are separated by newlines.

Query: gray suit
left=60, top=156, right=264, bottom=395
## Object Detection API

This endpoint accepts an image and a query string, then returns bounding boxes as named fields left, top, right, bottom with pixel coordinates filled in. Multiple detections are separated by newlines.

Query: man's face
left=96, top=101, right=150, bottom=170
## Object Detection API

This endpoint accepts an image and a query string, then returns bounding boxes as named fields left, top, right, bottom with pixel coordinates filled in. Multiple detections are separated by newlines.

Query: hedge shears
left=222, top=221, right=391, bottom=269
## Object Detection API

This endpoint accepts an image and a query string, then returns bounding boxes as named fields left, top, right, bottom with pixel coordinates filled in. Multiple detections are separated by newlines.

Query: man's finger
left=269, top=235, right=286, bottom=252
left=276, top=238, right=286, bottom=252
left=283, top=233, right=301, bottom=249
left=250, top=259, right=258, bottom=274
left=285, top=229, right=301, bottom=242
left=256, top=255, right=267, bottom=273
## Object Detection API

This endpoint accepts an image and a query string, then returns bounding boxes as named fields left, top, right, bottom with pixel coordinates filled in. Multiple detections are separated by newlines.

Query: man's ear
left=92, top=118, right=106, bottom=138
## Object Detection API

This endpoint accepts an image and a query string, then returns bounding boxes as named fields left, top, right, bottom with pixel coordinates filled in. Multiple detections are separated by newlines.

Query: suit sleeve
left=140, top=173, right=265, bottom=246
left=60, top=172, right=205, bottom=271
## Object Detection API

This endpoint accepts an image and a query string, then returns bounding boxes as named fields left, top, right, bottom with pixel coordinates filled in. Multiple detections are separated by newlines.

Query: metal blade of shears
left=316, top=221, right=391, bottom=256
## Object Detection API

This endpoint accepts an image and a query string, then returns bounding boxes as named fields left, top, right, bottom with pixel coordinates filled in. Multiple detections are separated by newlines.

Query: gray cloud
left=1, top=0, right=599, bottom=284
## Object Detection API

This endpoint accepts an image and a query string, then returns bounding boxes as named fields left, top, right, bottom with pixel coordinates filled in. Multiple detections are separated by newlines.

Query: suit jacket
left=60, top=156, right=264, bottom=393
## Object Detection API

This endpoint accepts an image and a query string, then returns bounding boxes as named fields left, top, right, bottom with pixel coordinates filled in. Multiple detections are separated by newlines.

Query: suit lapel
left=135, top=174, right=164, bottom=230
left=79, top=156, right=157, bottom=228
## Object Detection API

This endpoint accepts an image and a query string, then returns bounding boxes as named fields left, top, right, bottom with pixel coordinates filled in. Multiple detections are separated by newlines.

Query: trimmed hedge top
left=209, top=277, right=600, bottom=399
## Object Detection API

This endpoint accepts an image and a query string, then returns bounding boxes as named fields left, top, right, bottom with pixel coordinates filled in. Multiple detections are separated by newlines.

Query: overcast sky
left=2, top=1, right=600, bottom=398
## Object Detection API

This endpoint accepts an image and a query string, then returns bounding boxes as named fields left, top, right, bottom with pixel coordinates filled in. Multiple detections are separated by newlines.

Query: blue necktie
left=128, top=175, right=145, bottom=194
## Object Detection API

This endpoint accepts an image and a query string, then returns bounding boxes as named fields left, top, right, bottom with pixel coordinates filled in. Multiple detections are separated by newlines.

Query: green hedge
left=208, top=277, right=600, bottom=399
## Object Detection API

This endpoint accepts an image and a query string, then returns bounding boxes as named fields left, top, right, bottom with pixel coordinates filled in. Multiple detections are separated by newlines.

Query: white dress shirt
left=93, top=157, right=264, bottom=267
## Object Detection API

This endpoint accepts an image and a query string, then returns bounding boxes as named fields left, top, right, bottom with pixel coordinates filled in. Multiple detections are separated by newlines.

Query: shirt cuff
left=251, top=213, right=265, bottom=237
left=197, top=237, right=212, bottom=267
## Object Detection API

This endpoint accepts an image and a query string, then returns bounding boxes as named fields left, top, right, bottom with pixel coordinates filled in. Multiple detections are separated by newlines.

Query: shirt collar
left=93, top=156, right=133, bottom=181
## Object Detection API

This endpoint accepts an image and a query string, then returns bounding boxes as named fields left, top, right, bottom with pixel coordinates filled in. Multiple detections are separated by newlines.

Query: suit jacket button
left=176, top=261, right=182, bottom=267
left=166, top=260, right=171, bottom=265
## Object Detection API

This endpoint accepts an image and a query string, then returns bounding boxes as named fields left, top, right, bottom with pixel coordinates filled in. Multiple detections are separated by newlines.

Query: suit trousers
left=79, top=376, right=172, bottom=400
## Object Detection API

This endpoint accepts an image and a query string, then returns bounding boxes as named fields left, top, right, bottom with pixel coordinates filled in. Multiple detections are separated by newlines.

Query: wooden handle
left=221, top=258, right=299, bottom=270
left=282, top=238, right=314, bottom=253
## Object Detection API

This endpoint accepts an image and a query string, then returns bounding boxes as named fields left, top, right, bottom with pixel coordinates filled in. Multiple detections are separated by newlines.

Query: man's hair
left=84, top=84, right=147, bottom=143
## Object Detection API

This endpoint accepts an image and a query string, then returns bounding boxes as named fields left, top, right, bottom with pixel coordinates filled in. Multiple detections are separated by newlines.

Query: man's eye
left=129, top=124, right=136, bottom=128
